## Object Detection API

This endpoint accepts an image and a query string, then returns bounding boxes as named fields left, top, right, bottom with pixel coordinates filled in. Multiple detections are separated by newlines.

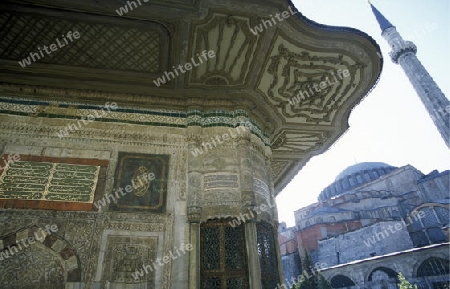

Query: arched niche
left=368, top=267, right=398, bottom=282
left=0, top=224, right=81, bottom=287
left=0, top=242, right=66, bottom=288
left=330, top=274, right=356, bottom=288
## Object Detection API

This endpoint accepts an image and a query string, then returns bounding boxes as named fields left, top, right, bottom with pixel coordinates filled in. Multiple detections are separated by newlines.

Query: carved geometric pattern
left=189, top=13, right=260, bottom=86
left=0, top=98, right=270, bottom=145
left=111, top=152, right=169, bottom=212
left=0, top=208, right=168, bottom=287
left=0, top=11, right=161, bottom=72
left=271, top=130, right=330, bottom=154
left=258, top=35, right=364, bottom=124
left=271, top=161, right=288, bottom=180
left=64, top=220, right=96, bottom=279
left=0, top=247, right=65, bottom=288
left=256, top=221, right=279, bottom=289
left=204, top=174, right=239, bottom=191
left=106, top=221, right=165, bottom=232
left=102, top=236, right=157, bottom=285
left=0, top=225, right=81, bottom=284
left=178, top=151, right=187, bottom=200
left=203, top=150, right=239, bottom=170
left=253, top=178, right=270, bottom=200
left=111, top=244, right=152, bottom=283
left=200, top=220, right=249, bottom=289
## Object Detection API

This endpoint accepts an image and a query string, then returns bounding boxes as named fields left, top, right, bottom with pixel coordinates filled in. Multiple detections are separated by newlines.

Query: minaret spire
left=368, top=1, right=394, bottom=31
left=369, top=2, right=450, bottom=148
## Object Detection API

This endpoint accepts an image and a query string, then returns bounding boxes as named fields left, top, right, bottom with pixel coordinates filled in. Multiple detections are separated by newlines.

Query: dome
left=318, top=162, right=398, bottom=201
left=335, top=162, right=395, bottom=181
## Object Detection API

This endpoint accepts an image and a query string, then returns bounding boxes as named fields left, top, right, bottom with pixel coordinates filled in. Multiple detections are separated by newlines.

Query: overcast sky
left=276, top=0, right=450, bottom=227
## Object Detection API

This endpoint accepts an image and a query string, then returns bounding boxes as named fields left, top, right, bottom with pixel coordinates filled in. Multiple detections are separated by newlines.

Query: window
left=348, top=177, right=355, bottom=187
left=409, top=206, right=449, bottom=247
left=435, top=207, right=450, bottom=224
left=417, top=257, right=450, bottom=289
left=410, top=231, right=429, bottom=247
left=356, top=174, right=363, bottom=184
left=200, top=220, right=249, bottom=289
left=257, top=222, right=279, bottom=289
left=422, top=208, right=439, bottom=227
left=417, top=257, right=449, bottom=277
left=427, top=228, right=447, bottom=243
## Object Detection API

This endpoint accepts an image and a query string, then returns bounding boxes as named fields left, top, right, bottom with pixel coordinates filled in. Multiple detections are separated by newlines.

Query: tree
left=317, top=274, right=333, bottom=289
left=398, top=272, right=418, bottom=289
left=290, top=251, right=332, bottom=289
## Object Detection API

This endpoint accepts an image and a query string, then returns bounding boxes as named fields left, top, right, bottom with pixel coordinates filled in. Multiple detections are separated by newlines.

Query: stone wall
left=320, top=243, right=449, bottom=288
left=0, top=102, right=278, bottom=288
left=418, top=170, right=450, bottom=202
left=355, top=166, right=422, bottom=195
left=281, top=252, right=302, bottom=286
left=318, top=221, right=414, bottom=267
left=0, top=112, right=187, bottom=288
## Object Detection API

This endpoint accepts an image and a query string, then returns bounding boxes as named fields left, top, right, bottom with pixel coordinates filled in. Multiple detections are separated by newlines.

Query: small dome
left=318, top=162, right=398, bottom=201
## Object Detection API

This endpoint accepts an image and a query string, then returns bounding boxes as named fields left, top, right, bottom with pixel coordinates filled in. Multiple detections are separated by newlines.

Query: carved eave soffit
left=0, top=0, right=383, bottom=195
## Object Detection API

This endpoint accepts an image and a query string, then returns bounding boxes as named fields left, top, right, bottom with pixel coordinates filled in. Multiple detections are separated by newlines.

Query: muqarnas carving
left=110, top=153, right=169, bottom=212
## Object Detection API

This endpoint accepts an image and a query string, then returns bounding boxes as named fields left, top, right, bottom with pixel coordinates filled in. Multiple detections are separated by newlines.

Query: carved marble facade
left=0, top=0, right=383, bottom=288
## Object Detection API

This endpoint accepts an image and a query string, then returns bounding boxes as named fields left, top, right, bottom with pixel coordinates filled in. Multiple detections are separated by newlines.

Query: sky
left=276, top=0, right=450, bottom=227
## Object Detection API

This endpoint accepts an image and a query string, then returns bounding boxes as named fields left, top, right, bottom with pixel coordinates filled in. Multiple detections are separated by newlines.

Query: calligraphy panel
left=0, top=155, right=107, bottom=211
left=110, top=153, right=169, bottom=212
left=0, top=161, right=99, bottom=202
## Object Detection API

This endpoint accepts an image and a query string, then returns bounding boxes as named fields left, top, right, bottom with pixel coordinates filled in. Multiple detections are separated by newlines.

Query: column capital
left=187, top=205, right=202, bottom=223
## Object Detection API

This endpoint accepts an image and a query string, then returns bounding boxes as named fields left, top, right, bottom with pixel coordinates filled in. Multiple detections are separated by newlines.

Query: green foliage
left=289, top=251, right=332, bottom=289
left=398, top=272, right=418, bottom=289
left=317, top=274, right=333, bottom=289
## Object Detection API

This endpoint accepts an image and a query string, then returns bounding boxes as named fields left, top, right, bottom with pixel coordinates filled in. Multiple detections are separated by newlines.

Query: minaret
left=370, top=2, right=450, bottom=148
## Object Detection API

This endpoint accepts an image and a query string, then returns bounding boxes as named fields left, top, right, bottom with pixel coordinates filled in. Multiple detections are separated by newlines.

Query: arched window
left=330, top=216, right=336, bottom=223
left=422, top=208, right=439, bottom=227
left=342, top=179, right=350, bottom=190
left=417, top=257, right=450, bottom=277
left=356, top=174, right=363, bottom=184
left=348, top=177, right=356, bottom=187
left=435, top=207, right=450, bottom=224
left=409, top=206, right=449, bottom=247
left=417, top=257, right=450, bottom=289
left=330, top=275, right=356, bottom=288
